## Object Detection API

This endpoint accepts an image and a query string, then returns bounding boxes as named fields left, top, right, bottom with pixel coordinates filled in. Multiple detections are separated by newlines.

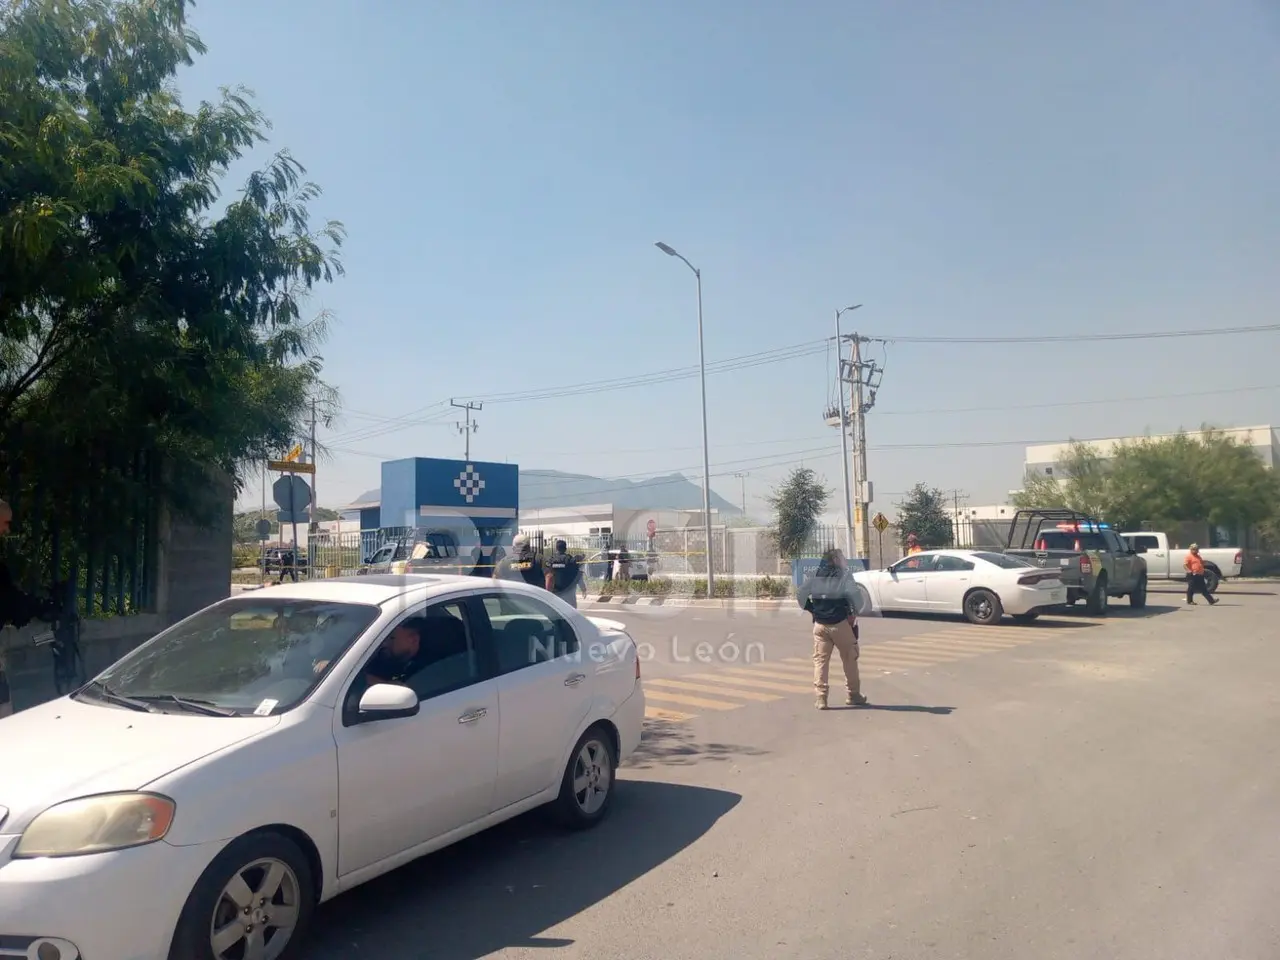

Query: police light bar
left=1054, top=521, right=1110, bottom=533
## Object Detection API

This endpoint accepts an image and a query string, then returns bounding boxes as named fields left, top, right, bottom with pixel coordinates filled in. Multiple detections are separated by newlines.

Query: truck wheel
left=963, top=589, right=1004, bottom=625
left=1085, top=575, right=1109, bottom=615
left=1130, top=575, right=1148, bottom=609
left=1204, top=568, right=1221, bottom=594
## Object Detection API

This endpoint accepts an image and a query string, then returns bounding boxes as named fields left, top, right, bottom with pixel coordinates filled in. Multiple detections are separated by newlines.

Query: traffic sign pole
left=872, top=512, right=890, bottom=568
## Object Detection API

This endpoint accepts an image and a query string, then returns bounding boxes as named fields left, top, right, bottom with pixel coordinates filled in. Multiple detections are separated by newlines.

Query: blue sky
left=181, top=0, right=1280, bottom=517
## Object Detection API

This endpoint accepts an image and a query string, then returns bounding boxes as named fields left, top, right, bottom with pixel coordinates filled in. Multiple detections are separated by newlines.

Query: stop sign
left=646, top=518, right=656, bottom=537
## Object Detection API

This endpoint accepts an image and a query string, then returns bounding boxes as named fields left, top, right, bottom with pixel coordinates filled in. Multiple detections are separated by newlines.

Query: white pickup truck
left=1119, top=531, right=1243, bottom=594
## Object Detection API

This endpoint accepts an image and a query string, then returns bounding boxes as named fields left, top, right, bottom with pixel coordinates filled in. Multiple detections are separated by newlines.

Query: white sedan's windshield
left=81, top=598, right=380, bottom=716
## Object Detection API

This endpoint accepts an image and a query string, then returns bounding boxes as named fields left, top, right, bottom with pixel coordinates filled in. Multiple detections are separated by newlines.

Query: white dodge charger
left=851, top=549, right=1068, bottom=624
left=0, top=574, right=645, bottom=960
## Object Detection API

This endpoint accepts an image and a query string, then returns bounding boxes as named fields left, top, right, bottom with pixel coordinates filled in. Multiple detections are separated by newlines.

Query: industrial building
left=1024, top=425, right=1278, bottom=478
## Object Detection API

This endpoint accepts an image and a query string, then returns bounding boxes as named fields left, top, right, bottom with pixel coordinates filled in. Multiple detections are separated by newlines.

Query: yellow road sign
left=872, top=512, right=890, bottom=533
left=269, top=459, right=315, bottom=475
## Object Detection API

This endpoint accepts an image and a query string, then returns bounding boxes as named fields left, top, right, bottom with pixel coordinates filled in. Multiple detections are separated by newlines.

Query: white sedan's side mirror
left=355, top=683, right=420, bottom=723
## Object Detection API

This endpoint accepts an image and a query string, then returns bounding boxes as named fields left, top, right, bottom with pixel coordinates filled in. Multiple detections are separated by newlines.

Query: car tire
left=1204, top=568, right=1220, bottom=594
left=852, top=584, right=871, bottom=616
left=963, top=589, right=1004, bottom=625
left=554, top=725, right=617, bottom=830
left=1130, top=575, right=1148, bottom=608
left=1085, top=575, right=1109, bottom=615
left=169, top=831, right=315, bottom=960
left=1012, top=612, right=1039, bottom=624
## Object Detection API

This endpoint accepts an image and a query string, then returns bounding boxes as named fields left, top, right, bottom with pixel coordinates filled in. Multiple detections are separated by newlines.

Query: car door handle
left=564, top=673, right=586, bottom=687
left=457, top=708, right=488, bottom=724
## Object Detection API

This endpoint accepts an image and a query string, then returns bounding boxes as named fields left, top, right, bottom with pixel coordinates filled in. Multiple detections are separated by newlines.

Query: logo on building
left=454, top=464, right=485, bottom=504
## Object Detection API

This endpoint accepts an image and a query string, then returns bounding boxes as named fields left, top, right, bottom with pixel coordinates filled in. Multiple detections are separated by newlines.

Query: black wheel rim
left=968, top=593, right=993, bottom=622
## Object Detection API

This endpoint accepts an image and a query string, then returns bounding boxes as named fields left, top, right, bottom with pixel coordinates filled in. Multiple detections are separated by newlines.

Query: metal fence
left=2, top=451, right=159, bottom=618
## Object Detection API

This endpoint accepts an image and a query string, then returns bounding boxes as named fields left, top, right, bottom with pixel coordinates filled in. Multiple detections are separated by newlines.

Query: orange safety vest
left=907, top=545, right=924, bottom=554
left=1185, top=553, right=1205, bottom=575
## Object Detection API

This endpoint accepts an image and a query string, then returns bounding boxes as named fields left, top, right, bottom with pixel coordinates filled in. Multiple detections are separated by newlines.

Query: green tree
left=895, top=483, right=953, bottom=548
left=233, top=507, right=340, bottom=545
left=766, top=467, right=830, bottom=559
left=1107, top=429, right=1280, bottom=531
left=1010, top=441, right=1110, bottom=516
left=1010, top=430, right=1280, bottom=535
left=0, top=0, right=343, bottom=538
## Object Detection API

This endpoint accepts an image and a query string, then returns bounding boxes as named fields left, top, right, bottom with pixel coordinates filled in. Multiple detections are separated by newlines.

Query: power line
left=321, top=329, right=1280, bottom=445
left=876, top=381, right=1280, bottom=416
left=329, top=379, right=1280, bottom=461
left=869, top=322, right=1280, bottom=344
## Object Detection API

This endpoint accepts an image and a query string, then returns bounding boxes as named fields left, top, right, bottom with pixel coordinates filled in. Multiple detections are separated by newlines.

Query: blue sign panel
left=379, top=458, right=520, bottom=551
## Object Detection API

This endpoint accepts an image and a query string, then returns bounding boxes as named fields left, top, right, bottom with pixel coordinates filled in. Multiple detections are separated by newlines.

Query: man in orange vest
left=906, top=533, right=924, bottom=555
left=1184, top=544, right=1218, bottom=606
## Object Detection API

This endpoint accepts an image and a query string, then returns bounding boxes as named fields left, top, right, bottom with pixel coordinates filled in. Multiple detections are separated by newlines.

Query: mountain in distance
left=519, top=469, right=742, bottom=513
left=344, top=470, right=742, bottom=515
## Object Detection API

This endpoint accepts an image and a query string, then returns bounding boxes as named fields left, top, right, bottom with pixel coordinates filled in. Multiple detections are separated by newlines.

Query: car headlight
left=14, top=793, right=176, bottom=858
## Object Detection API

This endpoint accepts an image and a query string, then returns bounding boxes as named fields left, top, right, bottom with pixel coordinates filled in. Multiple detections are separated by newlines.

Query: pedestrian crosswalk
left=642, top=623, right=1048, bottom=723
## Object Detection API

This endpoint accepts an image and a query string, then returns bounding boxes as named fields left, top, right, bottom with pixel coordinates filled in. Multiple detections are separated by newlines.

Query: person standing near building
left=545, top=540, right=582, bottom=608
left=493, top=534, right=546, bottom=588
left=1184, top=544, right=1219, bottom=606
left=796, top=547, right=869, bottom=710
left=905, top=533, right=924, bottom=555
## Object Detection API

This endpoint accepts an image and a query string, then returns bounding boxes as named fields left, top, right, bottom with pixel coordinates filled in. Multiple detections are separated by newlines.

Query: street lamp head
left=842, top=304, right=863, bottom=314
left=654, top=242, right=679, bottom=257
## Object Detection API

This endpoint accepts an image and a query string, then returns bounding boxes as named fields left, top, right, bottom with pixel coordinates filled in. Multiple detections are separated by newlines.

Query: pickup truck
left=1004, top=509, right=1148, bottom=614
left=1119, top=531, right=1242, bottom=594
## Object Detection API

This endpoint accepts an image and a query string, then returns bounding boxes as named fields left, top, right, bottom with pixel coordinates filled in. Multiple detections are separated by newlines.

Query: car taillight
left=1234, top=551, right=1242, bottom=565
left=1019, top=572, right=1054, bottom=585
left=1079, top=555, right=1092, bottom=575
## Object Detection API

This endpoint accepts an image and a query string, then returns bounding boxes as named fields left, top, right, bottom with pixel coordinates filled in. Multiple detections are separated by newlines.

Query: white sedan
left=0, top=574, right=645, bottom=960
left=851, top=549, right=1068, bottom=624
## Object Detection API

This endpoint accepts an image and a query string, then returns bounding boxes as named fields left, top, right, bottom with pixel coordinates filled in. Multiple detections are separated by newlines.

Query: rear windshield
left=974, top=552, right=1035, bottom=569
left=1032, top=531, right=1109, bottom=551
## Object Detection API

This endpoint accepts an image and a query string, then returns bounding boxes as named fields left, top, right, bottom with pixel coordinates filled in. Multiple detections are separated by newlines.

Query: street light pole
left=835, top=305, right=861, bottom=560
left=656, top=241, right=715, bottom=594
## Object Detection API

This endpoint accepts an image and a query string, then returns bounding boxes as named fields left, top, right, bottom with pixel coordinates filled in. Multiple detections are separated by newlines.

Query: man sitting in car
left=364, top=618, right=433, bottom=685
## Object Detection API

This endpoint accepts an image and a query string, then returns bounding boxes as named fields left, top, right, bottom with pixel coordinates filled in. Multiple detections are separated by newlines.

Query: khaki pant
left=813, top=619, right=860, bottom=700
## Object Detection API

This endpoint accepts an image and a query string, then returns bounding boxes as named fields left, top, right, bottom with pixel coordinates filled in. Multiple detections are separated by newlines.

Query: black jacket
left=796, top=561, right=860, bottom=626
left=0, top=560, right=44, bottom=630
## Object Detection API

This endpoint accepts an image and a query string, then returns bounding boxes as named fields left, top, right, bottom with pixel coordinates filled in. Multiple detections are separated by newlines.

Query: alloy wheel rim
left=573, top=739, right=611, bottom=815
left=209, top=856, right=302, bottom=960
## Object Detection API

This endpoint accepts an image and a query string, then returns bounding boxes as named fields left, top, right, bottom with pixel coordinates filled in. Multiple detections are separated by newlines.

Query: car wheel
left=852, top=584, right=871, bottom=616
left=1130, top=575, right=1148, bottom=608
left=1204, top=568, right=1220, bottom=594
left=1012, top=612, right=1039, bottom=624
left=554, top=725, right=617, bottom=829
left=964, top=589, right=1004, bottom=625
left=1085, top=575, right=1109, bottom=615
left=169, top=831, right=314, bottom=960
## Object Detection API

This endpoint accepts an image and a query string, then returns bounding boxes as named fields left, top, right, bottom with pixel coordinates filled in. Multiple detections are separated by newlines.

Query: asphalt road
left=303, top=582, right=1280, bottom=959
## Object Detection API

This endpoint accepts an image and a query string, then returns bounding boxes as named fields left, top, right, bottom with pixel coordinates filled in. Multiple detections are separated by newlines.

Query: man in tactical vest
left=493, top=534, right=546, bottom=588
left=544, top=539, right=582, bottom=608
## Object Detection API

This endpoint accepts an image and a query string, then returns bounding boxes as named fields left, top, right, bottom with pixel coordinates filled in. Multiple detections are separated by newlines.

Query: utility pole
left=734, top=472, right=749, bottom=515
left=832, top=305, right=861, bottom=558
left=450, top=399, right=482, bottom=460
left=308, top=398, right=318, bottom=533
left=839, top=330, right=885, bottom=566
left=949, top=489, right=970, bottom=547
